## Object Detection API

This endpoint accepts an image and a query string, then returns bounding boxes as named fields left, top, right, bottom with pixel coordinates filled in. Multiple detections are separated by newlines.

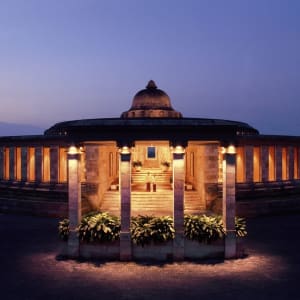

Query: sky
left=0, top=0, right=300, bottom=136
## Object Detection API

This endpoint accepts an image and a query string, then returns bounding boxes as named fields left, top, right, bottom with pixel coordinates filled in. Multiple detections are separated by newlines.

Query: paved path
left=0, top=213, right=299, bottom=300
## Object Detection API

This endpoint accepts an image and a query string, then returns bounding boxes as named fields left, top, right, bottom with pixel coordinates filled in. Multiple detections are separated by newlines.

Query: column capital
left=67, top=145, right=82, bottom=160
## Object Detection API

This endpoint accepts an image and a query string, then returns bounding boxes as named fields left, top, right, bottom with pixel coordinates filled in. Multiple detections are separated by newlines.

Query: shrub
left=58, top=218, right=69, bottom=241
left=184, top=214, right=225, bottom=244
left=77, top=211, right=121, bottom=243
left=235, top=217, right=247, bottom=237
left=131, top=215, right=175, bottom=247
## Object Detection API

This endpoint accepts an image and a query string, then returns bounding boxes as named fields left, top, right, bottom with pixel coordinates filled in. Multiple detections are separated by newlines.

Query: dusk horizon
left=1, top=0, right=300, bottom=136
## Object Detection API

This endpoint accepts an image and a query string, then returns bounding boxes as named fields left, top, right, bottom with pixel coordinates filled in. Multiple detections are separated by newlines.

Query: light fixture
left=227, top=145, right=236, bottom=154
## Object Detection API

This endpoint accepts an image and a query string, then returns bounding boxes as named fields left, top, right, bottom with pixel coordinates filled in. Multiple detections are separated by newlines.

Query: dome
left=121, top=80, right=182, bottom=118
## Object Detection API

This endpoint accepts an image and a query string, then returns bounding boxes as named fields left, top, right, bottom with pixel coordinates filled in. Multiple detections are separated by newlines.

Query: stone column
left=0, top=147, right=4, bottom=180
left=173, top=148, right=185, bottom=261
left=275, top=146, right=282, bottom=181
left=288, top=146, right=294, bottom=180
left=245, top=146, right=253, bottom=182
left=261, top=146, right=269, bottom=182
left=21, top=147, right=28, bottom=182
left=119, top=148, right=132, bottom=261
left=9, top=147, right=15, bottom=181
left=35, top=147, right=42, bottom=183
left=222, top=152, right=236, bottom=259
left=67, top=147, right=82, bottom=258
left=50, top=146, right=59, bottom=184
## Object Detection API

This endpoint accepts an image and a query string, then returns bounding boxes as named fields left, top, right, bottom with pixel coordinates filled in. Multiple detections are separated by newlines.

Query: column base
left=173, top=231, right=184, bottom=261
left=67, top=231, right=80, bottom=258
left=225, top=230, right=237, bottom=259
left=120, top=231, right=132, bottom=261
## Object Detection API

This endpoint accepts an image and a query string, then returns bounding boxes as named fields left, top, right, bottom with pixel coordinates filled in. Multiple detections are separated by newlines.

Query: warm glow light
left=227, top=145, right=236, bottom=154
left=68, top=146, right=79, bottom=155
left=120, top=146, right=130, bottom=154
left=173, top=145, right=185, bottom=154
left=221, top=147, right=226, bottom=154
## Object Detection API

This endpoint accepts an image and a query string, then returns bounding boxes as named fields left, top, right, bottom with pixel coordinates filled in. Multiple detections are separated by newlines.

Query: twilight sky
left=0, top=0, right=300, bottom=135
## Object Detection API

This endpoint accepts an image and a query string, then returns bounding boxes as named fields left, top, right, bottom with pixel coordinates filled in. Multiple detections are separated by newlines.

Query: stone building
left=1, top=80, right=300, bottom=259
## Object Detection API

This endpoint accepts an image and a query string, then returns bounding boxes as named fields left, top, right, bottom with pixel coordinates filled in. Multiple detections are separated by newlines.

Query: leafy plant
left=184, top=214, right=225, bottom=244
left=58, top=218, right=70, bottom=241
left=132, top=160, right=142, bottom=167
left=131, top=215, right=175, bottom=247
left=161, top=161, right=170, bottom=167
left=77, top=211, right=121, bottom=243
left=235, top=217, right=247, bottom=237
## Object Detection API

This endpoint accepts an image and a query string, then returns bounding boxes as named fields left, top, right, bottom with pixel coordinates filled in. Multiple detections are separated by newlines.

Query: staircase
left=100, top=189, right=205, bottom=216
left=131, top=168, right=172, bottom=191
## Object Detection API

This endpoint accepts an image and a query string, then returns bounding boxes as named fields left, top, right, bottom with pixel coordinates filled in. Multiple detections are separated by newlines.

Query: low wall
left=59, top=239, right=226, bottom=261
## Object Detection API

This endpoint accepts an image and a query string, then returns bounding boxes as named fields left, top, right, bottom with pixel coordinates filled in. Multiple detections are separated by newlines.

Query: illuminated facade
left=1, top=80, right=300, bottom=259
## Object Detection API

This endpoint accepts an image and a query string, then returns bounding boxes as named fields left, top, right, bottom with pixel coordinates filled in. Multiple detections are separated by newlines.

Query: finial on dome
left=146, top=80, right=157, bottom=89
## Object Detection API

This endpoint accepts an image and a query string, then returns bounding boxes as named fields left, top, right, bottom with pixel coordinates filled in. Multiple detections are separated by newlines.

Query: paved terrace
left=0, top=212, right=299, bottom=300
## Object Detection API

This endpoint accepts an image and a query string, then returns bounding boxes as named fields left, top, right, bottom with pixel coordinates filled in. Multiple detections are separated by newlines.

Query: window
left=253, top=146, right=261, bottom=182
left=59, top=148, right=67, bottom=182
left=28, top=147, right=35, bottom=181
left=269, top=146, right=275, bottom=181
left=147, top=146, right=156, bottom=159
left=236, top=147, right=245, bottom=183
left=42, top=147, right=50, bottom=182
left=282, top=147, right=287, bottom=180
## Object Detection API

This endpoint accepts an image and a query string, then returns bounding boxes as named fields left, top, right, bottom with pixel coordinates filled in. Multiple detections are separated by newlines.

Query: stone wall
left=187, top=143, right=219, bottom=212
left=84, top=143, right=118, bottom=212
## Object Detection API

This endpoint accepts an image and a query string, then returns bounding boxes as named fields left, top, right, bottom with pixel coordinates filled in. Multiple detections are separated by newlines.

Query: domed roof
left=121, top=80, right=182, bottom=118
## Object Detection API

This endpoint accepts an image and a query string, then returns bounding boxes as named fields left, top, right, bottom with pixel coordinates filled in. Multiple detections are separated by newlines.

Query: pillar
left=21, top=147, right=28, bottom=182
left=245, top=146, right=253, bottom=182
left=35, top=147, right=42, bottom=183
left=261, top=146, right=269, bottom=182
left=222, top=151, right=236, bottom=259
left=9, top=147, right=15, bottom=181
left=275, top=146, right=282, bottom=181
left=119, top=147, right=132, bottom=261
left=67, top=146, right=82, bottom=258
left=50, top=146, right=59, bottom=184
left=173, top=147, right=185, bottom=260
left=0, top=147, right=4, bottom=180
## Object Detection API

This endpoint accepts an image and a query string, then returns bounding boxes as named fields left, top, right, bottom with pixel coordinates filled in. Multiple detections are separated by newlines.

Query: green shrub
left=58, top=213, right=247, bottom=244
left=77, top=211, right=121, bottom=243
left=58, top=218, right=69, bottom=241
left=235, top=217, right=247, bottom=237
left=184, top=214, right=225, bottom=244
left=131, top=215, right=175, bottom=247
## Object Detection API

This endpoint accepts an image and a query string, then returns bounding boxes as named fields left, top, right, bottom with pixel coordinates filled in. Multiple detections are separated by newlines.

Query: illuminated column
left=50, top=146, right=59, bottom=184
left=67, top=146, right=82, bottom=258
left=288, top=146, right=294, bottom=180
left=35, top=147, right=42, bottom=183
left=275, top=146, right=282, bottom=181
left=9, top=147, right=15, bottom=181
left=21, top=147, right=28, bottom=182
left=222, top=146, right=236, bottom=259
left=245, top=146, right=253, bottom=182
left=0, top=147, right=4, bottom=180
left=261, top=146, right=269, bottom=182
left=173, top=146, right=185, bottom=261
left=119, top=147, right=132, bottom=261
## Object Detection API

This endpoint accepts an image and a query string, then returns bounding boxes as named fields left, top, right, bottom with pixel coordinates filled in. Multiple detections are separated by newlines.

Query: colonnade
left=236, top=145, right=300, bottom=183
left=0, top=146, right=68, bottom=184
left=67, top=144, right=237, bottom=260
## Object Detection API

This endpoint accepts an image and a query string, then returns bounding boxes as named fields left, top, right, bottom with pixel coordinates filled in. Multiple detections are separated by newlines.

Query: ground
left=0, top=212, right=299, bottom=300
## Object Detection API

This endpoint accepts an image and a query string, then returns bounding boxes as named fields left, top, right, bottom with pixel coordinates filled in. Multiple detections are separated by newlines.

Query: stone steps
left=132, top=168, right=172, bottom=184
left=100, top=189, right=205, bottom=216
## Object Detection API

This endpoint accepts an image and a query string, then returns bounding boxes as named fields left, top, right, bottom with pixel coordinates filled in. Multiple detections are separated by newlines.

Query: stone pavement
left=0, top=212, right=299, bottom=300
